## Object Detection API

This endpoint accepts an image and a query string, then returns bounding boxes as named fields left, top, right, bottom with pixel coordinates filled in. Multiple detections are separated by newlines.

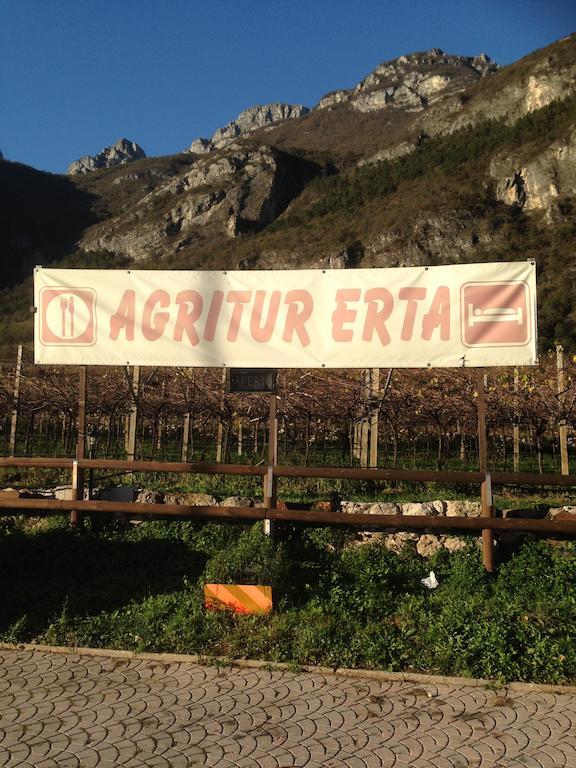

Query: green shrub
left=203, top=523, right=290, bottom=588
left=3, top=520, right=576, bottom=684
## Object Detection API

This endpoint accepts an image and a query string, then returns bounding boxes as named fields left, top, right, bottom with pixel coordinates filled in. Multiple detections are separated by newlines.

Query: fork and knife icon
left=59, top=295, right=76, bottom=338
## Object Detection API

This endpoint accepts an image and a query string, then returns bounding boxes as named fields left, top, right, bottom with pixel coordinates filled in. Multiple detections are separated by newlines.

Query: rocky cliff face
left=490, top=128, right=576, bottom=219
left=414, top=56, right=576, bottom=145
left=187, top=103, right=309, bottom=155
left=68, top=35, right=576, bottom=277
left=80, top=144, right=319, bottom=260
left=67, top=138, right=146, bottom=175
left=317, top=48, right=498, bottom=113
left=360, top=210, right=494, bottom=269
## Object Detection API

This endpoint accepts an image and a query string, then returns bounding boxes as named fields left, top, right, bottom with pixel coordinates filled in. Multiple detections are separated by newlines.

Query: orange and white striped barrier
left=204, top=584, right=273, bottom=614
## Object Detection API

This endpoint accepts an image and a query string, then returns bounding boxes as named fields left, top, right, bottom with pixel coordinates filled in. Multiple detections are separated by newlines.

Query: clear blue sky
left=2, top=0, right=575, bottom=174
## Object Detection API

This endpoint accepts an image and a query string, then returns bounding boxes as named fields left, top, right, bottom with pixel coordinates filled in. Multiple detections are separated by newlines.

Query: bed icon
left=461, top=281, right=530, bottom=347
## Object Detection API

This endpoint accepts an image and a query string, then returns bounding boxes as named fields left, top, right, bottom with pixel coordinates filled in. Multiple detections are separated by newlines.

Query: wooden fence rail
left=1, top=497, right=576, bottom=536
left=2, top=455, right=576, bottom=487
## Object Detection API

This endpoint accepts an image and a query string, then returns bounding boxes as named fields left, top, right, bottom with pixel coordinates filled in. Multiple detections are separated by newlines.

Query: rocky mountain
left=1, top=34, right=576, bottom=354
left=81, top=144, right=319, bottom=259
left=67, top=138, right=146, bottom=175
left=188, top=103, right=309, bottom=155
left=317, top=48, right=498, bottom=113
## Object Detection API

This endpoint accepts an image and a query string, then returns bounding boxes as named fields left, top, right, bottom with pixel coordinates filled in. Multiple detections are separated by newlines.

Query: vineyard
left=1, top=344, right=575, bottom=476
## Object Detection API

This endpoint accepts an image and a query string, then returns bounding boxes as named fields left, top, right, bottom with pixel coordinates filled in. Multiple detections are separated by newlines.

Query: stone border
left=2, top=641, right=576, bottom=695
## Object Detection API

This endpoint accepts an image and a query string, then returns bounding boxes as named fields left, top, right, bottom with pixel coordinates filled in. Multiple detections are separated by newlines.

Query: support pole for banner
left=71, top=366, right=87, bottom=528
left=264, top=392, right=278, bottom=538
left=477, top=369, right=494, bottom=573
left=8, top=344, right=23, bottom=457
left=557, top=344, right=570, bottom=475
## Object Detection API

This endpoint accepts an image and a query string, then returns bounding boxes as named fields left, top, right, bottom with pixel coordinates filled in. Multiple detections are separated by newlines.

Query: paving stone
left=1, top=648, right=576, bottom=766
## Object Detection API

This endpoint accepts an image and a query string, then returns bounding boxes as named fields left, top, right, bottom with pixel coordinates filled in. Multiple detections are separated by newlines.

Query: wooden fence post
left=8, top=344, right=23, bottom=457
left=557, top=344, right=569, bottom=475
left=477, top=369, right=494, bottom=572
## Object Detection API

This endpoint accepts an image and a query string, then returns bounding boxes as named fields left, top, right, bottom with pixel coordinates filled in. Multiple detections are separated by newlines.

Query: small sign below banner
left=229, top=368, right=277, bottom=393
left=34, top=262, right=537, bottom=368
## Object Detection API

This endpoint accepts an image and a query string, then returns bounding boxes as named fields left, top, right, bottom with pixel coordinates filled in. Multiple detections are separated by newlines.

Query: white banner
left=34, top=262, right=537, bottom=368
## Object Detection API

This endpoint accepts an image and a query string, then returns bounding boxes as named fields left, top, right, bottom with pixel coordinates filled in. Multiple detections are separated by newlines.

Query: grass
left=1, top=515, right=576, bottom=684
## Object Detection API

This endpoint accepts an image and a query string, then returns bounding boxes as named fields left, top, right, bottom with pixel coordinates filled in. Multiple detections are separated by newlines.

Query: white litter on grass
left=421, top=571, right=439, bottom=589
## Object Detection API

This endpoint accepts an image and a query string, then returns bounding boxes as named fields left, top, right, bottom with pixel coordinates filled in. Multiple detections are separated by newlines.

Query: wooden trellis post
left=353, top=420, right=360, bottom=460
left=126, top=365, right=140, bottom=462
left=557, top=344, right=569, bottom=475
left=513, top=367, right=520, bottom=472
left=360, top=418, right=369, bottom=468
left=71, top=366, right=87, bottom=528
left=263, top=392, right=278, bottom=538
left=369, top=368, right=380, bottom=468
left=8, top=344, right=23, bottom=457
left=357, top=368, right=388, bottom=468
left=181, top=412, right=191, bottom=462
left=237, top=416, right=243, bottom=457
left=215, top=368, right=227, bottom=462
left=477, top=369, right=494, bottom=573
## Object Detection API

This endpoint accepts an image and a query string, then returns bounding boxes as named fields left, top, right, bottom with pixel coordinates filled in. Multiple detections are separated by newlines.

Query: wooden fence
left=0, top=349, right=576, bottom=571
left=1, top=363, right=576, bottom=572
left=2, top=457, right=576, bottom=573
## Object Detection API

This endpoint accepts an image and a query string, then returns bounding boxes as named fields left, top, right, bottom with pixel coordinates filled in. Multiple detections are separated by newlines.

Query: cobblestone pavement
left=1, top=648, right=576, bottom=767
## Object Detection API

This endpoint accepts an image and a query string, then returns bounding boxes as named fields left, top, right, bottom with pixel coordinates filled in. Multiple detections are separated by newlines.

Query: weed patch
left=1, top=517, right=575, bottom=683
